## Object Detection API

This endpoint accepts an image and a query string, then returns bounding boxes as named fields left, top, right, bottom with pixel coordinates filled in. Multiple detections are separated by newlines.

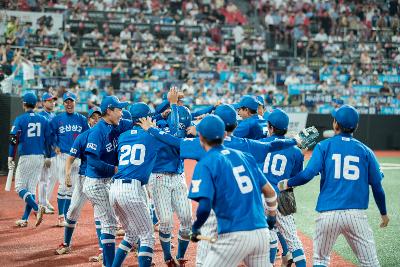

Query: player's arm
left=191, top=105, right=215, bottom=119
left=279, top=144, right=323, bottom=190
left=188, top=162, right=215, bottom=242
left=138, top=117, right=182, bottom=149
left=247, top=138, right=297, bottom=162
left=233, top=120, right=250, bottom=138
left=168, top=103, right=179, bottom=135
left=85, top=132, right=116, bottom=176
left=65, top=136, right=82, bottom=187
left=366, top=148, right=389, bottom=227
left=8, top=117, right=21, bottom=169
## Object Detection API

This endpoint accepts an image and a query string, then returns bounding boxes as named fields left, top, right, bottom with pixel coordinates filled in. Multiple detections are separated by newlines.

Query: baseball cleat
left=176, top=258, right=188, bottom=267
left=89, top=253, right=103, bottom=262
left=55, top=243, right=71, bottom=255
left=57, top=216, right=65, bottom=227
left=165, top=258, right=179, bottom=267
left=44, top=206, right=55, bottom=214
left=35, top=206, right=45, bottom=227
left=281, top=253, right=293, bottom=267
left=46, top=201, right=55, bottom=211
left=15, top=219, right=28, bottom=227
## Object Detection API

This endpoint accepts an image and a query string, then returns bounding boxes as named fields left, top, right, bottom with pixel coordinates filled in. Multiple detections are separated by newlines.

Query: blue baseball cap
left=332, top=104, right=359, bottom=129
left=129, top=102, right=151, bottom=122
left=197, top=115, right=225, bottom=140
left=332, top=98, right=344, bottom=106
left=167, top=106, right=192, bottom=129
left=233, top=95, right=261, bottom=111
left=63, top=91, right=77, bottom=102
left=88, top=106, right=101, bottom=118
left=214, top=104, right=237, bottom=127
left=42, top=92, right=57, bottom=101
left=267, top=108, right=289, bottom=130
left=100, top=96, right=128, bottom=113
left=122, top=109, right=132, bottom=120
left=23, top=92, right=37, bottom=106
left=263, top=110, right=270, bottom=120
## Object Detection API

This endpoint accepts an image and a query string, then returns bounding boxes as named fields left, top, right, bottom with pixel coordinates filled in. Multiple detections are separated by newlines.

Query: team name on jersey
left=87, top=143, right=97, bottom=150
left=105, top=139, right=118, bottom=152
left=59, top=124, right=83, bottom=134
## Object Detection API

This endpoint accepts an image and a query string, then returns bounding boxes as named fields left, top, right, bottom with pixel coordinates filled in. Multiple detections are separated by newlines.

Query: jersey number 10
left=331, top=154, right=360, bottom=180
left=119, top=144, right=146, bottom=166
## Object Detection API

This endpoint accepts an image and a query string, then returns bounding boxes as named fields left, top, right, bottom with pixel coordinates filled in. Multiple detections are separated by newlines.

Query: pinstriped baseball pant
left=38, top=157, right=57, bottom=206
left=313, top=210, right=380, bottom=267
left=67, top=175, right=90, bottom=221
left=109, top=179, right=154, bottom=248
left=56, top=153, right=80, bottom=199
left=150, top=173, right=192, bottom=235
left=15, top=155, right=44, bottom=194
left=196, top=210, right=218, bottom=266
left=83, top=177, right=117, bottom=235
left=203, top=228, right=271, bottom=267
left=276, top=210, right=304, bottom=254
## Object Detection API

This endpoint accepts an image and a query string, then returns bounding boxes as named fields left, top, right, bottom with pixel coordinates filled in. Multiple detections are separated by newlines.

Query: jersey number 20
left=27, top=122, right=41, bottom=137
left=331, top=154, right=360, bottom=180
left=119, top=144, right=146, bottom=166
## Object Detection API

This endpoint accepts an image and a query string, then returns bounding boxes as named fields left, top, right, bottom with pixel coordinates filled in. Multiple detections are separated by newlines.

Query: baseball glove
left=295, top=126, right=319, bottom=150
left=277, top=188, right=297, bottom=216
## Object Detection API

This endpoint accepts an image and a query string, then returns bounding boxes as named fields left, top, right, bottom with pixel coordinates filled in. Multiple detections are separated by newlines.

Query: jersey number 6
left=233, top=165, right=253, bottom=194
left=119, top=144, right=146, bottom=166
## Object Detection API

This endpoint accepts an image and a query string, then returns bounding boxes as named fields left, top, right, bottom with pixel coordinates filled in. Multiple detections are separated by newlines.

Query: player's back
left=259, top=135, right=303, bottom=191
left=197, top=146, right=267, bottom=234
left=316, top=133, right=376, bottom=212
left=13, top=111, right=48, bottom=156
left=234, top=115, right=264, bottom=140
left=114, top=126, right=165, bottom=185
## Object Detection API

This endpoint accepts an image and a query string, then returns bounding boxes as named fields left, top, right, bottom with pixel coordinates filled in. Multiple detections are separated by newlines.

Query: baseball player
left=38, top=92, right=58, bottom=214
left=122, top=109, right=132, bottom=121
left=278, top=105, right=389, bottom=267
left=233, top=95, right=266, bottom=140
left=83, top=95, right=130, bottom=267
left=110, top=102, right=175, bottom=267
left=148, top=91, right=193, bottom=266
left=259, top=108, right=306, bottom=267
left=10, top=93, right=51, bottom=227
left=55, top=107, right=102, bottom=257
left=140, top=103, right=312, bottom=266
left=50, top=92, right=88, bottom=226
left=188, top=115, right=278, bottom=267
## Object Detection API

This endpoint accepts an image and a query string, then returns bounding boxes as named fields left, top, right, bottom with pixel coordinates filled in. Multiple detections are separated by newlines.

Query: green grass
left=293, top=157, right=400, bottom=267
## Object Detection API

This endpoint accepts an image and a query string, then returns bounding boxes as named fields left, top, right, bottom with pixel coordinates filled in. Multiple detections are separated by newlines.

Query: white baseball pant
left=15, top=155, right=44, bottom=194
left=38, top=157, right=57, bottom=206
left=313, top=209, right=380, bottom=267
left=196, top=210, right=218, bottom=267
left=276, top=210, right=305, bottom=255
left=109, top=179, right=154, bottom=247
left=83, top=177, right=117, bottom=235
left=56, top=153, right=79, bottom=201
left=66, top=175, right=89, bottom=221
left=150, top=172, right=192, bottom=236
left=203, top=228, right=271, bottom=267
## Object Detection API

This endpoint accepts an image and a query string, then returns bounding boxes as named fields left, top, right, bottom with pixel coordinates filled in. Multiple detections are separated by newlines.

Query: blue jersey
left=152, top=105, right=183, bottom=174
left=189, top=146, right=268, bottom=234
left=9, top=111, right=51, bottom=156
left=113, top=126, right=168, bottom=184
left=39, top=110, right=56, bottom=157
left=50, top=112, right=89, bottom=153
left=85, top=119, right=119, bottom=178
left=289, top=133, right=384, bottom=212
left=233, top=115, right=265, bottom=140
left=259, top=135, right=304, bottom=193
left=69, top=129, right=91, bottom=176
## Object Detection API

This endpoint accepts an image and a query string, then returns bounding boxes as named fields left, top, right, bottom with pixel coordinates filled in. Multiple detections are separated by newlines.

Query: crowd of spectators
left=0, top=0, right=399, bottom=114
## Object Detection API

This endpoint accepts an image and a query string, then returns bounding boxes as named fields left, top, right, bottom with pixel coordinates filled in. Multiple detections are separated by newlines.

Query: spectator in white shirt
left=314, top=28, right=328, bottom=42
left=284, top=71, right=300, bottom=86
left=120, top=27, right=132, bottom=41
left=66, top=53, right=79, bottom=77
left=167, top=31, right=181, bottom=43
left=85, top=75, right=97, bottom=90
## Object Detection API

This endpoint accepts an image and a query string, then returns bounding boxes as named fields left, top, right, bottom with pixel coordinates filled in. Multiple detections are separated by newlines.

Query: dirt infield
left=0, top=162, right=356, bottom=267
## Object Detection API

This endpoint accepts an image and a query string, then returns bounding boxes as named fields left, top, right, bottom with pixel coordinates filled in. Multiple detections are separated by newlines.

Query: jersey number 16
left=332, top=154, right=360, bottom=180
